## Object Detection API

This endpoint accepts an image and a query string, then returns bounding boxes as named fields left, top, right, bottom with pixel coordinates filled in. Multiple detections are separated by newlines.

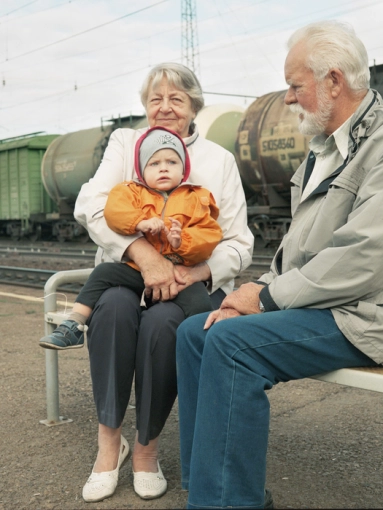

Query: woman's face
left=146, top=77, right=196, bottom=138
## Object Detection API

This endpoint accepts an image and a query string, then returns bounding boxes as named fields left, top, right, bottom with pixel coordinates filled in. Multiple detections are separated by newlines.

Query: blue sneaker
left=39, top=320, right=86, bottom=350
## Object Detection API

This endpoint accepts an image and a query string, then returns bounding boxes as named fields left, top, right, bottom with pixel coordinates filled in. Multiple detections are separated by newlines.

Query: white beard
left=290, top=84, right=334, bottom=136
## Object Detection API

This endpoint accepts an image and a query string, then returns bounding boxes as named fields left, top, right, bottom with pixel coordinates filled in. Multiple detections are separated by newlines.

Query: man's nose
left=284, top=86, right=296, bottom=105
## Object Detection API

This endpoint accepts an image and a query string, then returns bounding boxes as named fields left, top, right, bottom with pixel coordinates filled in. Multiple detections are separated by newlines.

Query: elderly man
left=176, top=20, right=382, bottom=509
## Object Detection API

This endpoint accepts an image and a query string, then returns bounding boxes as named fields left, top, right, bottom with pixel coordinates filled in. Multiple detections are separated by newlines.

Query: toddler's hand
left=165, top=218, right=182, bottom=249
left=136, top=218, right=164, bottom=235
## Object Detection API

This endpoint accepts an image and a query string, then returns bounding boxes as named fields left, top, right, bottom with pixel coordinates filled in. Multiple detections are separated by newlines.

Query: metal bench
left=40, top=269, right=383, bottom=426
left=40, top=268, right=93, bottom=426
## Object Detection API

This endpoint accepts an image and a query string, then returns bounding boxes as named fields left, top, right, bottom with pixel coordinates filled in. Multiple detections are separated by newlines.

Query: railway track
left=0, top=252, right=275, bottom=292
left=0, top=266, right=85, bottom=293
left=250, top=254, right=274, bottom=274
left=0, top=244, right=96, bottom=260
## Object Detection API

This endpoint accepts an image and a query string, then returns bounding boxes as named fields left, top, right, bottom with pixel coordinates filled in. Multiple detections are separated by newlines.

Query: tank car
left=40, top=105, right=245, bottom=242
left=195, top=103, right=244, bottom=156
left=41, top=115, right=148, bottom=241
left=0, top=132, right=59, bottom=240
left=235, top=90, right=311, bottom=245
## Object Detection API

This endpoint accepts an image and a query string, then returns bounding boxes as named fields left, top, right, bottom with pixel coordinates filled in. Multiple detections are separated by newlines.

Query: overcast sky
left=1, top=0, right=383, bottom=139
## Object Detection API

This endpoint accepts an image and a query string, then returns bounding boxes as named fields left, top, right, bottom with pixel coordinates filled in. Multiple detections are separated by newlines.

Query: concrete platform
left=0, top=283, right=382, bottom=509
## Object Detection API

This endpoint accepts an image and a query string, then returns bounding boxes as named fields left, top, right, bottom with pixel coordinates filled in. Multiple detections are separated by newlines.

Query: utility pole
left=181, top=0, right=200, bottom=77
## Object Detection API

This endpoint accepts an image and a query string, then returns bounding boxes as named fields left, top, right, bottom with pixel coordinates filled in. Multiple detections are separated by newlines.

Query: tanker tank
left=41, top=115, right=147, bottom=241
left=195, top=103, right=244, bottom=156
left=41, top=106, right=244, bottom=242
left=235, top=90, right=311, bottom=244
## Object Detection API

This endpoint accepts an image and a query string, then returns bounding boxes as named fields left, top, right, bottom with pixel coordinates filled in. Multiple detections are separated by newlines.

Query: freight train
left=235, top=91, right=311, bottom=244
left=0, top=92, right=322, bottom=244
left=0, top=104, right=256, bottom=242
left=3, top=61, right=383, bottom=244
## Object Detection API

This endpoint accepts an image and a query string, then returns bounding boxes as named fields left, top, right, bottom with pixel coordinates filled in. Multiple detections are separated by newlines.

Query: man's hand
left=204, top=307, right=242, bottom=329
left=203, top=282, right=265, bottom=330
left=220, top=282, right=265, bottom=315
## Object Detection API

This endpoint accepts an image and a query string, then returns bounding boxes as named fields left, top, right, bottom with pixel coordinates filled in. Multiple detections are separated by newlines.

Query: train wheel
left=29, top=225, right=42, bottom=243
left=73, top=233, right=90, bottom=243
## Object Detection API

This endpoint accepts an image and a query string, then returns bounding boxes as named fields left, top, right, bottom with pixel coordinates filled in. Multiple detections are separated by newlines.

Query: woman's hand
left=174, top=262, right=211, bottom=292
left=126, top=238, right=183, bottom=302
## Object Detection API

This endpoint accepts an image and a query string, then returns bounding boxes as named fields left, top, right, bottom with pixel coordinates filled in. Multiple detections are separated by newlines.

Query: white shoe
left=133, top=460, right=167, bottom=500
left=82, top=435, right=130, bottom=503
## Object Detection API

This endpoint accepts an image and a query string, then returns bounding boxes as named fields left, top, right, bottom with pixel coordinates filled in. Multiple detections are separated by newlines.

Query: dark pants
left=87, top=285, right=225, bottom=445
left=77, top=262, right=213, bottom=318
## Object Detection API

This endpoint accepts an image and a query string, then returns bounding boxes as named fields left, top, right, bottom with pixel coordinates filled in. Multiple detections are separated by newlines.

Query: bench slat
left=312, top=367, right=383, bottom=393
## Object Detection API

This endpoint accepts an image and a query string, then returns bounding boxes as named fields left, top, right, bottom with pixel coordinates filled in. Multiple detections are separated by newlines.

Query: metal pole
left=39, top=268, right=93, bottom=426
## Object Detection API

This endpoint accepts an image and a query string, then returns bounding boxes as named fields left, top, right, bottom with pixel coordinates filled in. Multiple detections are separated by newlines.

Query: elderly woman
left=74, top=62, right=253, bottom=503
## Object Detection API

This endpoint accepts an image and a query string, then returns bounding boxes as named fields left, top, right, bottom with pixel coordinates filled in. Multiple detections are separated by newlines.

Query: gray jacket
left=259, top=89, right=383, bottom=364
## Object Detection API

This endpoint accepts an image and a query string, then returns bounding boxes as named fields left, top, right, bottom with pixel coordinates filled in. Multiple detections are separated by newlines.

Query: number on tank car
left=262, top=137, right=295, bottom=151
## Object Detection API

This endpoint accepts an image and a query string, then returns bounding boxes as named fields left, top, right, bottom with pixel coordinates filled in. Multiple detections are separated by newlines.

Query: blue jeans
left=176, top=308, right=377, bottom=509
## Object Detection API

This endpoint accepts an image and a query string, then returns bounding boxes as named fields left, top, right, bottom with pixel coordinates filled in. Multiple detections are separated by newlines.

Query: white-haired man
left=176, top=20, right=382, bottom=509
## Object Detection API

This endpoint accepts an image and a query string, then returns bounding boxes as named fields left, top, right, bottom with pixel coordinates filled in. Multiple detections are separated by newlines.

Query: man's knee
left=176, top=313, right=210, bottom=360
left=177, top=313, right=208, bottom=338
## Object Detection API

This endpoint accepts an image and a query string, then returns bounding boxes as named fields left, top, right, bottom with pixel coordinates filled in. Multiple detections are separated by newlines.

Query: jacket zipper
left=158, top=192, right=169, bottom=255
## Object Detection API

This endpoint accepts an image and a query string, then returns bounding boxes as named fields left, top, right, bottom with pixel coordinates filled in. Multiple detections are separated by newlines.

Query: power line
left=0, top=63, right=152, bottom=111
left=0, top=0, right=75, bottom=25
left=203, top=91, right=258, bottom=99
left=2, top=0, right=383, bottom=126
left=0, top=0, right=40, bottom=18
left=2, top=0, right=169, bottom=63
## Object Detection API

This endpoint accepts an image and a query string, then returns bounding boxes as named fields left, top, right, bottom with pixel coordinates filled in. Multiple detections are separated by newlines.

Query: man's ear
left=327, top=68, right=344, bottom=98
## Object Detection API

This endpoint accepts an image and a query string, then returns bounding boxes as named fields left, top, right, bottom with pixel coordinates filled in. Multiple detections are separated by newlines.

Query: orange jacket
left=104, top=181, right=222, bottom=270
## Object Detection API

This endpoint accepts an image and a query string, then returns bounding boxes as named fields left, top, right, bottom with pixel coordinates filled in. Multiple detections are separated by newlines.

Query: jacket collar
left=348, top=89, right=382, bottom=157
left=292, top=89, right=382, bottom=193
left=183, top=125, right=199, bottom=148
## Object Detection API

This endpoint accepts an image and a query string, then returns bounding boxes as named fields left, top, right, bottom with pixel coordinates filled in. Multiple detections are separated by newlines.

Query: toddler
left=39, top=127, right=222, bottom=350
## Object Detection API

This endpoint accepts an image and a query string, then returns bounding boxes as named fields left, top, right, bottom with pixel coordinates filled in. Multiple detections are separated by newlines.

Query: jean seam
left=220, top=358, right=236, bottom=506
left=229, top=331, right=343, bottom=360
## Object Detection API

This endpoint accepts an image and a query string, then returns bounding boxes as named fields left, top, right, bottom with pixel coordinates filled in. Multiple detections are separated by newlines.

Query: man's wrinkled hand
left=220, top=282, right=265, bottom=316
left=204, top=307, right=242, bottom=329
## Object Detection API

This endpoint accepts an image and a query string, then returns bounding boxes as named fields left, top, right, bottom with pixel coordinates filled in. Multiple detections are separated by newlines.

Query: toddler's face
left=143, top=148, right=184, bottom=191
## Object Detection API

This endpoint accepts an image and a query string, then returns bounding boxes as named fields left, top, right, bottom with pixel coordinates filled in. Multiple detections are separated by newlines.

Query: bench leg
left=39, top=349, right=73, bottom=426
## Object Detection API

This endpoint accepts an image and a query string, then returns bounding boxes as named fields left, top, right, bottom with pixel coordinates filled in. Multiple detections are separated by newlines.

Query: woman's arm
left=74, top=129, right=144, bottom=262
left=204, top=151, right=254, bottom=293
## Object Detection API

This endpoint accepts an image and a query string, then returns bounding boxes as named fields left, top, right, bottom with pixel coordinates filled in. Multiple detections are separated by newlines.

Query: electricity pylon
left=181, top=0, right=200, bottom=77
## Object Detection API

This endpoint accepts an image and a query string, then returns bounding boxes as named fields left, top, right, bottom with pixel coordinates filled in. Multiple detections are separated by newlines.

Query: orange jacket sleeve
left=172, top=188, right=222, bottom=266
left=104, top=181, right=147, bottom=235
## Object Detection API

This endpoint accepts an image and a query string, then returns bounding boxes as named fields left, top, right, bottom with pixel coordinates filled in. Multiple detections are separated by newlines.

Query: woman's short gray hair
left=287, top=20, right=370, bottom=92
left=140, top=62, right=204, bottom=114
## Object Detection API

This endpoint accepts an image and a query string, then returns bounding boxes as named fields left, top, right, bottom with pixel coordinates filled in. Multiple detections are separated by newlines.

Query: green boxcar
left=0, top=133, right=59, bottom=239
